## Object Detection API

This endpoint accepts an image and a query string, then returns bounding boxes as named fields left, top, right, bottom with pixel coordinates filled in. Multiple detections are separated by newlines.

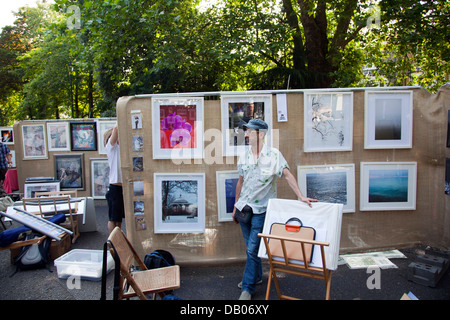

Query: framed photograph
left=97, top=120, right=116, bottom=154
left=152, top=97, right=204, bottom=159
left=47, top=122, right=70, bottom=151
left=9, top=150, right=16, bottom=167
left=0, top=127, right=14, bottom=145
left=297, top=164, right=355, bottom=213
left=221, top=94, right=273, bottom=156
left=154, top=173, right=205, bottom=233
left=216, top=170, right=240, bottom=222
left=304, top=91, right=353, bottom=152
left=54, top=153, right=85, bottom=190
left=91, top=159, right=110, bottom=199
left=24, top=182, right=60, bottom=198
left=360, top=162, right=417, bottom=211
left=22, top=124, right=47, bottom=159
left=364, top=91, right=413, bottom=149
left=70, top=122, right=97, bottom=151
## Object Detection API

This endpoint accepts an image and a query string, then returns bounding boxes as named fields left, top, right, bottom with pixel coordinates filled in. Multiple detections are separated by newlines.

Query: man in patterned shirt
left=0, top=142, right=12, bottom=187
left=232, top=119, right=317, bottom=300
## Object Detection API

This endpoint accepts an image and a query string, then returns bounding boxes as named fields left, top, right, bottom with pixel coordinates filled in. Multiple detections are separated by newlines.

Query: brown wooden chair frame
left=258, top=232, right=332, bottom=300
left=107, top=227, right=180, bottom=300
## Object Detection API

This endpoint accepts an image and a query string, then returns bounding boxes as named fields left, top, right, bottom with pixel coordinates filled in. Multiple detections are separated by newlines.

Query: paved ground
left=1, top=202, right=449, bottom=302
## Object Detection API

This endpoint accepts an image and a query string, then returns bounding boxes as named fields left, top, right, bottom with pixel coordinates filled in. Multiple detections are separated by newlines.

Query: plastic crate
left=54, top=249, right=114, bottom=281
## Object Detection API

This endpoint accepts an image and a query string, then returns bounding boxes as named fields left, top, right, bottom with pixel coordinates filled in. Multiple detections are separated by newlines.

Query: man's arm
left=282, top=167, right=318, bottom=207
left=232, top=175, right=244, bottom=223
left=109, top=125, right=119, bottom=146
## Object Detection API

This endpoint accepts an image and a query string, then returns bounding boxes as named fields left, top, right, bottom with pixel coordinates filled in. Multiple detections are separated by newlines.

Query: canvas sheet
left=258, top=199, right=343, bottom=270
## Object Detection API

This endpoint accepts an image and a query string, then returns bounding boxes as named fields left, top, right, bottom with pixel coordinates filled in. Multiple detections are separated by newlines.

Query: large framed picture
left=24, top=181, right=60, bottom=198
left=54, top=153, right=85, bottom=190
left=152, top=97, right=204, bottom=160
left=154, top=173, right=205, bottom=233
left=47, top=122, right=70, bottom=151
left=0, top=127, right=14, bottom=145
left=364, top=91, right=413, bottom=149
left=70, top=122, right=97, bottom=151
left=297, top=164, right=355, bottom=213
left=221, top=94, right=273, bottom=156
left=216, top=170, right=240, bottom=222
left=91, top=159, right=110, bottom=199
left=97, top=120, right=116, bottom=154
left=22, top=124, right=47, bottom=159
left=303, top=91, right=353, bottom=152
left=360, top=162, right=417, bottom=211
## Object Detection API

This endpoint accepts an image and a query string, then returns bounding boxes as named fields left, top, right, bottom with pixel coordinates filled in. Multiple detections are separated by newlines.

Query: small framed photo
left=216, top=170, right=240, bottom=222
left=70, top=122, right=97, bottom=151
left=297, top=164, right=355, bottom=213
left=91, top=159, right=110, bottom=199
left=97, top=120, right=116, bottom=154
left=221, top=94, right=272, bottom=156
left=364, top=91, right=413, bottom=149
left=24, top=181, right=60, bottom=198
left=0, top=127, right=14, bottom=145
left=154, top=173, right=205, bottom=233
left=303, top=91, right=353, bottom=152
left=22, top=124, right=47, bottom=159
left=360, top=162, right=417, bottom=211
left=152, top=97, right=204, bottom=159
left=54, top=153, right=85, bottom=190
left=47, top=122, right=70, bottom=151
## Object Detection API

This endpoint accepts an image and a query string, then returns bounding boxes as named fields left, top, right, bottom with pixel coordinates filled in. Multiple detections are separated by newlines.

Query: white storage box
left=54, top=249, right=115, bottom=281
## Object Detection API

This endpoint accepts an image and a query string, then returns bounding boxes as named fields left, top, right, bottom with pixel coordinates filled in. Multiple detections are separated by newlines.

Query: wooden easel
left=258, top=232, right=332, bottom=300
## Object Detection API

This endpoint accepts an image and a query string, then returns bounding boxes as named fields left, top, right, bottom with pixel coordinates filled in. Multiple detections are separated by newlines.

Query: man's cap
left=243, top=119, right=268, bottom=130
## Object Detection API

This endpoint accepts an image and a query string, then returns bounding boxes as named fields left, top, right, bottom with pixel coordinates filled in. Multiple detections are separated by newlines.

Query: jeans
left=240, top=212, right=266, bottom=294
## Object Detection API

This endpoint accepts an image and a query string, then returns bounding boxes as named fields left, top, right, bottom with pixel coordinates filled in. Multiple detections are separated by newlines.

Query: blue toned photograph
left=225, top=178, right=238, bottom=213
left=306, top=171, right=347, bottom=205
left=368, top=169, right=408, bottom=202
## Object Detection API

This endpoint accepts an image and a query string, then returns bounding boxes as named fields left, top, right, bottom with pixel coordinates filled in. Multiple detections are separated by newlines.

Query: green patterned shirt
left=235, top=144, right=289, bottom=214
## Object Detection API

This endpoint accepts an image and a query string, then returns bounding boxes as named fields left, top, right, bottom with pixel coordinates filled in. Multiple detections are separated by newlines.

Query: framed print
left=97, top=120, right=116, bottom=154
left=70, top=122, right=97, bottom=151
left=360, top=162, right=417, bottom=211
left=297, top=164, right=355, bottom=213
left=154, top=173, right=205, bottom=233
left=364, top=91, right=413, bottom=149
left=24, top=181, right=60, bottom=198
left=54, top=153, right=85, bottom=190
left=9, top=150, right=16, bottom=167
left=221, top=94, right=273, bottom=156
left=152, top=97, right=204, bottom=159
left=216, top=170, right=240, bottom=222
left=304, top=91, right=353, bottom=152
left=47, top=122, right=70, bottom=151
left=0, top=127, right=14, bottom=145
left=91, top=159, right=110, bottom=199
left=22, top=124, right=47, bottom=159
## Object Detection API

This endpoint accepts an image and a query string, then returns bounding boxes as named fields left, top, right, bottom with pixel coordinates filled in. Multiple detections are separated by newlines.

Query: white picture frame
left=303, top=91, right=353, bottom=152
left=154, top=172, right=205, bottom=233
left=152, top=97, right=204, bottom=160
left=0, top=127, right=14, bottom=145
left=46, top=122, right=70, bottom=151
left=297, top=164, right=355, bottom=213
left=216, top=170, right=240, bottom=222
left=97, top=120, right=117, bottom=154
left=360, top=162, right=417, bottom=211
left=91, top=159, right=110, bottom=199
left=221, top=94, right=273, bottom=157
left=364, top=90, right=413, bottom=149
left=24, top=181, right=60, bottom=198
left=22, top=124, right=47, bottom=159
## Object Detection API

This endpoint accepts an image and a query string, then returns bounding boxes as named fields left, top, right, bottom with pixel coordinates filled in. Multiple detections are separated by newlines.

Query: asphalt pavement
left=1, top=202, right=449, bottom=303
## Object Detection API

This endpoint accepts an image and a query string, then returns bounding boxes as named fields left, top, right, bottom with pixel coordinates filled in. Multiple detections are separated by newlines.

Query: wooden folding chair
left=106, top=227, right=180, bottom=300
left=22, top=196, right=80, bottom=243
left=258, top=232, right=332, bottom=300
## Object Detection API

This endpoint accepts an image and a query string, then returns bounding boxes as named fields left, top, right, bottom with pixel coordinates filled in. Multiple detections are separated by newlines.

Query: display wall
left=114, top=85, right=450, bottom=265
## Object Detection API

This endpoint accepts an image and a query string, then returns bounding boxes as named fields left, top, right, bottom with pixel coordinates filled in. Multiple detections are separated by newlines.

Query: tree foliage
left=0, top=0, right=448, bottom=125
